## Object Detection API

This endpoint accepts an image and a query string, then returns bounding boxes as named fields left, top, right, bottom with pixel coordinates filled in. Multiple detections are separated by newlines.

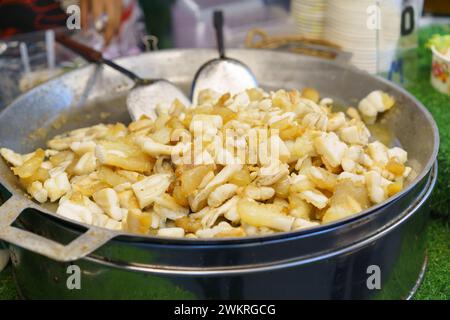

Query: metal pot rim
left=0, top=49, right=440, bottom=247
left=81, top=162, right=437, bottom=274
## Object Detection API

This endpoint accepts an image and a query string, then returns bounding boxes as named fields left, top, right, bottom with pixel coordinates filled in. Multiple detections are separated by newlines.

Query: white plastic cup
left=430, top=46, right=450, bottom=96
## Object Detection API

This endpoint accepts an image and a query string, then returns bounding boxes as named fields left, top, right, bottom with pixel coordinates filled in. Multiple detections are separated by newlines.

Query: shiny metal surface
left=127, top=79, right=191, bottom=121
left=406, top=255, right=428, bottom=300
left=0, top=49, right=440, bottom=299
left=10, top=163, right=436, bottom=299
left=191, top=10, right=258, bottom=105
left=191, top=58, right=258, bottom=105
left=55, top=33, right=190, bottom=122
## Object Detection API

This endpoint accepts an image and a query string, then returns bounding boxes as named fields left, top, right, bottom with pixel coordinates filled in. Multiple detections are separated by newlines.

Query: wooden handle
left=56, top=33, right=103, bottom=63
left=56, top=33, right=143, bottom=83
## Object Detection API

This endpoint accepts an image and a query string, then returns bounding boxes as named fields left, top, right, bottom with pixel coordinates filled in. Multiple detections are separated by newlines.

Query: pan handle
left=0, top=194, right=116, bottom=262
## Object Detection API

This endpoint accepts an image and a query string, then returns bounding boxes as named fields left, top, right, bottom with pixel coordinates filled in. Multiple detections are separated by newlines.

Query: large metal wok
left=0, top=49, right=439, bottom=299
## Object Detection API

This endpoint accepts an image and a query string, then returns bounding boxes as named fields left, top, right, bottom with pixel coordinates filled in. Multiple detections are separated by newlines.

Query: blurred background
left=0, top=0, right=449, bottom=300
left=0, top=0, right=449, bottom=109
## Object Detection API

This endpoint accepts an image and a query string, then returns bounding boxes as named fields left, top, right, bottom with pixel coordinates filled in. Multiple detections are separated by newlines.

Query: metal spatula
left=191, top=11, right=258, bottom=105
left=56, top=34, right=190, bottom=121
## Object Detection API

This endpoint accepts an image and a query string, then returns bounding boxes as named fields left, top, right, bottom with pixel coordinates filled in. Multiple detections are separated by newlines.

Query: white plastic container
left=430, top=45, right=450, bottom=96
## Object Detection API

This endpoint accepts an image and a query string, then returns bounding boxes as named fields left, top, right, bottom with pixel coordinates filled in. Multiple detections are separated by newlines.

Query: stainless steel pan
left=0, top=49, right=439, bottom=299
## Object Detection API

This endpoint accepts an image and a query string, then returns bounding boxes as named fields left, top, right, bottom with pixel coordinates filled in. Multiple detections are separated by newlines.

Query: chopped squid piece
left=157, top=227, right=185, bottom=238
left=1, top=88, right=407, bottom=237
left=0, top=148, right=25, bottom=167
left=207, top=183, right=238, bottom=208
left=131, top=174, right=172, bottom=209
left=299, top=189, right=329, bottom=209
left=43, top=171, right=71, bottom=202
left=124, top=209, right=152, bottom=234
left=93, top=188, right=126, bottom=221
left=27, top=181, right=48, bottom=203
left=358, top=90, right=395, bottom=124
left=237, top=198, right=294, bottom=232
left=244, top=185, right=275, bottom=201
left=314, top=132, right=348, bottom=168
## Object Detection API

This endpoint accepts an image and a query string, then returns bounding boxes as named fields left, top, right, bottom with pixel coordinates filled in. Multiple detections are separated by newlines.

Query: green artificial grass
left=407, top=24, right=450, bottom=222
left=415, top=219, right=450, bottom=300
left=0, top=219, right=446, bottom=300
left=0, top=25, right=448, bottom=300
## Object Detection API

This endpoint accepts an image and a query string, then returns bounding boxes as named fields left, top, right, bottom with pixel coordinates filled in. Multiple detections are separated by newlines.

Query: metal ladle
left=56, top=34, right=190, bottom=121
left=191, top=11, right=258, bottom=105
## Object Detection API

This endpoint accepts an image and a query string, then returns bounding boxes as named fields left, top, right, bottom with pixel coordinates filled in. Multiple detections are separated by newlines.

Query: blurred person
left=0, top=0, right=146, bottom=57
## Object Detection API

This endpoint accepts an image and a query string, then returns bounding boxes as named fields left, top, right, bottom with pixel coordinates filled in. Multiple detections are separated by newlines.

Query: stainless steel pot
left=0, top=49, right=439, bottom=299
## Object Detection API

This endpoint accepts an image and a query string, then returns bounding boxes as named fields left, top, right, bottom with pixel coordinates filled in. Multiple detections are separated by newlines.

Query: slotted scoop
left=56, top=34, right=190, bottom=121
left=191, top=11, right=258, bottom=105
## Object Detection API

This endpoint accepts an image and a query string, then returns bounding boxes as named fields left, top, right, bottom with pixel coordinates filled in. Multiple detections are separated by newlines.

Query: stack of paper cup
left=324, top=0, right=401, bottom=74
left=291, top=0, right=327, bottom=39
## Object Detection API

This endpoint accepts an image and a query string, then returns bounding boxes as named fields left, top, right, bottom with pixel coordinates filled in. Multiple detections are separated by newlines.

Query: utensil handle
left=213, top=10, right=225, bottom=59
left=0, top=194, right=116, bottom=262
left=102, top=59, right=144, bottom=84
left=56, top=33, right=142, bottom=83
left=56, top=33, right=103, bottom=62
